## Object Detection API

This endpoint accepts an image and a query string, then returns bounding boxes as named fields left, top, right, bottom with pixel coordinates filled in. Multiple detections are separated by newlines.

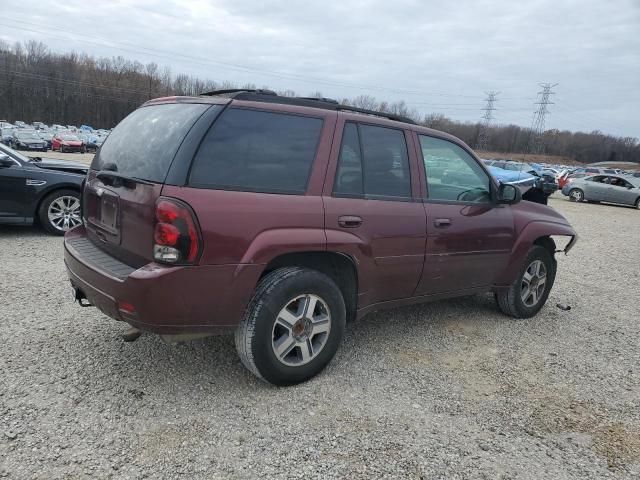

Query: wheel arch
left=261, top=251, right=359, bottom=322
left=495, top=221, right=576, bottom=286
left=33, top=184, right=82, bottom=223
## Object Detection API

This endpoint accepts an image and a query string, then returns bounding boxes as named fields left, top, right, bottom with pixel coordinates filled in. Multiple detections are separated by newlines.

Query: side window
left=333, top=123, right=412, bottom=199
left=419, top=135, right=491, bottom=203
left=333, top=123, right=363, bottom=196
left=189, top=109, right=323, bottom=194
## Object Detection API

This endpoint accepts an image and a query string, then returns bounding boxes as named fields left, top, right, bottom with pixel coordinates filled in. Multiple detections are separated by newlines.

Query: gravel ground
left=1, top=195, right=639, bottom=479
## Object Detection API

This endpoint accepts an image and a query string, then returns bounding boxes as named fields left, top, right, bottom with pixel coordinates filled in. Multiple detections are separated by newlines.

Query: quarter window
left=333, top=123, right=411, bottom=199
left=419, top=135, right=491, bottom=203
left=189, top=109, right=323, bottom=194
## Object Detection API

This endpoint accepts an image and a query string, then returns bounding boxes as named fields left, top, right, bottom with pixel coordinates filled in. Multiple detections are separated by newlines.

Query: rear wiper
left=96, top=170, right=154, bottom=187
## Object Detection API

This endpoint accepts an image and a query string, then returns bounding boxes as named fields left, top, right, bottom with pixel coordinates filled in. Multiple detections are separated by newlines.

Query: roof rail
left=338, top=105, right=416, bottom=125
left=200, top=88, right=278, bottom=97
left=298, top=96, right=340, bottom=105
left=199, top=90, right=417, bottom=125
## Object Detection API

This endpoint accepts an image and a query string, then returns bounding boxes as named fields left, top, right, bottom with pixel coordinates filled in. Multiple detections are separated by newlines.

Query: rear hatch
left=84, top=102, right=211, bottom=267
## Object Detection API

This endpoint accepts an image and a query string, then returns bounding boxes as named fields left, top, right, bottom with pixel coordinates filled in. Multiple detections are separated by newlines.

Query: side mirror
left=498, top=183, right=522, bottom=204
left=0, top=154, right=14, bottom=168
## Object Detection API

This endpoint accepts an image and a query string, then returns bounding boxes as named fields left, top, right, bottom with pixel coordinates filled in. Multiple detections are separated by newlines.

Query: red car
left=52, top=133, right=86, bottom=153
left=64, top=90, right=577, bottom=385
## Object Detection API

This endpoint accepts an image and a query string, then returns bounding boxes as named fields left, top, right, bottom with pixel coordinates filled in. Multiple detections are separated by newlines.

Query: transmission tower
left=527, top=83, right=558, bottom=154
left=476, top=91, right=499, bottom=151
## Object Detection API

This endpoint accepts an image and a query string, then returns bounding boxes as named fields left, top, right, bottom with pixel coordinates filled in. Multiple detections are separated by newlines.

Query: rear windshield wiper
left=96, top=170, right=154, bottom=187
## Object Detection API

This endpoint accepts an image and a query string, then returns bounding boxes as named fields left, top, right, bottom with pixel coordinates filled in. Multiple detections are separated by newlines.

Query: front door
left=413, top=134, right=515, bottom=295
left=0, top=159, right=26, bottom=222
left=323, top=121, right=426, bottom=307
left=582, top=175, right=609, bottom=201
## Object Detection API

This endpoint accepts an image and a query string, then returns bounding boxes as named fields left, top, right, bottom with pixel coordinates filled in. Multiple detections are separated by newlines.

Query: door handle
left=434, top=218, right=452, bottom=228
left=338, top=215, right=363, bottom=228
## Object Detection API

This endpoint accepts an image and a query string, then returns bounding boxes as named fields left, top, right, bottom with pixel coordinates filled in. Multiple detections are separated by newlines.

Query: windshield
left=0, top=142, right=30, bottom=163
left=62, top=135, right=80, bottom=141
left=16, top=131, right=40, bottom=140
left=92, top=102, right=213, bottom=182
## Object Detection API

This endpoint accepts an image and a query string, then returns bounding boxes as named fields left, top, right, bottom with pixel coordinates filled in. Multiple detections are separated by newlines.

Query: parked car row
left=479, top=157, right=640, bottom=209
left=0, top=120, right=110, bottom=154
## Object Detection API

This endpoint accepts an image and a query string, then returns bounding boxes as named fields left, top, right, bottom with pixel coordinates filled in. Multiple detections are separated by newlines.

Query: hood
left=61, top=140, right=83, bottom=145
left=488, top=166, right=536, bottom=185
left=17, top=138, right=44, bottom=145
left=32, top=157, right=89, bottom=174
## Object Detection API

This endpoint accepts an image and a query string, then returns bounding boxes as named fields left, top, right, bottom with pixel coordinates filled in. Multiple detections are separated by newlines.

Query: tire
left=235, top=267, right=346, bottom=386
left=38, top=189, right=82, bottom=235
left=635, top=197, right=640, bottom=210
left=568, top=188, right=584, bottom=202
left=495, top=245, right=556, bottom=319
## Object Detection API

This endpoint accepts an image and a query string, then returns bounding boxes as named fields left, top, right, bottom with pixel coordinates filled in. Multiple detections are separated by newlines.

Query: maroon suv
left=64, top=89, right=577, bottom=385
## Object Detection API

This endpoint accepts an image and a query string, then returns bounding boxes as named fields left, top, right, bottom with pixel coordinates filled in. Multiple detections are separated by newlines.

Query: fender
left=240, top=227, right=327, bottom=265
left=495, top=220, right=577, bottom=286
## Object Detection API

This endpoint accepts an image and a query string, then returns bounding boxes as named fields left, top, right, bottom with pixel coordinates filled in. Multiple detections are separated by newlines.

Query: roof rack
left=200, top=88, right=278, bottom=97
left=199, top=90, right=416, bottom=125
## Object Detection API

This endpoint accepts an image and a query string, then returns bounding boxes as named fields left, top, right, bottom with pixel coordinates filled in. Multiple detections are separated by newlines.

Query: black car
left=0, top=143, right=87, bottom=235
left=11, top=130, right=48, bottom=151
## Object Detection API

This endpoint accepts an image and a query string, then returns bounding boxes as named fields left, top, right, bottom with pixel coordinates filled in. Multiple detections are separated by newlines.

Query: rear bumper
left=64, top=226, right=263, bottom=334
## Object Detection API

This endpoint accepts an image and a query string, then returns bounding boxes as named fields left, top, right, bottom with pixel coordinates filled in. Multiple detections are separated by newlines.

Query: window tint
left=189, top=109, right=323, bottom=194
left=333, top=123, right=363, bottom=196
left=360, top=125, right=411, bottom=198
left=333, top=123, right=411, bottom=199
left=419, top=135, right=491, bottom=203
left=92, top=103, right=211, bottom=183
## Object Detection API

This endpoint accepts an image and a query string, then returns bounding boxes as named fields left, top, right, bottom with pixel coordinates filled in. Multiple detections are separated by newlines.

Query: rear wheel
left=235, top=267, right=346, bottom=386
left=495, top=245, right=556, bottom=319
left=635, top=197, right=640, bottom=209
left=568, top=188, right=584, bottom=202
left=38, top=189, right=82, bottom=235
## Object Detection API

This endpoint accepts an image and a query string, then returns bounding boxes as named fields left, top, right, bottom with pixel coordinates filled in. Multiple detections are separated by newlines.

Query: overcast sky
left=1, top=0, right=639, bottom=137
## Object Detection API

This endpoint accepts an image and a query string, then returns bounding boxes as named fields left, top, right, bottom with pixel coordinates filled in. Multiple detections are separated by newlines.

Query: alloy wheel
left=47, top=195, right=81, bottom=232
left=271, top=294, right=332, bottom=366
left=521, top=260, right=547, bottom=307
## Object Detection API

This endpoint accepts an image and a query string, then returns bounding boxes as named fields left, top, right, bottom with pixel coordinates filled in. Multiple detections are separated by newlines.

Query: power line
left=476, top=91, right=499, bottom=151
left=527, top=83, right=558, bottom=154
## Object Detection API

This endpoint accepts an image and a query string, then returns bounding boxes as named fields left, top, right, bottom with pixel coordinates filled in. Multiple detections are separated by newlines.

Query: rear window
left=92, top=103, right=211, bottom=182
left=188, top=109, right=323, bottom=194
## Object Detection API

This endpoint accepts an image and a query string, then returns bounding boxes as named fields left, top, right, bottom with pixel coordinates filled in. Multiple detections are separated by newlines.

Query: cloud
left=1, top=0, right=638, bottom=136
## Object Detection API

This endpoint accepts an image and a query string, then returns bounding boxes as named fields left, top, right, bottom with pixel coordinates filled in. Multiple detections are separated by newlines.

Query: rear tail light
left=153, top=198, right=201, bottom=264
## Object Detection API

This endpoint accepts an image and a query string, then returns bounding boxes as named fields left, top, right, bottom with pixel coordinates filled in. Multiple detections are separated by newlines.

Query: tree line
left=1, top=40, right=638, bottom=165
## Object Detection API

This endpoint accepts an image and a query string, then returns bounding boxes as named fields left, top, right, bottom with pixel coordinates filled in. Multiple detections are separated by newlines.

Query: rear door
left=414, top=134, right=515, bottom=295
left=608, top=177, right=638, bottom=205
left=84, top=102, right=220, bottom=266
left=323, top=119, right=426, bottom=306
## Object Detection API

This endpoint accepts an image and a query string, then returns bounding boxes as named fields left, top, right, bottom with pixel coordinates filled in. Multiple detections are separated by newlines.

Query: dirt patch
left=593, top=423, right=640, bottom=471
left=529, top=395, right=640, bottom=471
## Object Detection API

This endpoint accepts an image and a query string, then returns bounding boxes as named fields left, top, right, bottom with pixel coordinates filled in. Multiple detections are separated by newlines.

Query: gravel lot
left=1, top=196, right=639, bottom=479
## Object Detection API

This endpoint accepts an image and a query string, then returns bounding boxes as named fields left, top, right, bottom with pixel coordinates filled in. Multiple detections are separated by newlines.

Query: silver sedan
left=561, top=174, right=640, bottom=208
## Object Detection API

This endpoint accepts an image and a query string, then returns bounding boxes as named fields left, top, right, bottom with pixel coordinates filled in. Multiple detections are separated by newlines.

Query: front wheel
left=38, top=189, right=82, bottom=235
left=568, top=188, right=584, bottom=202
left=495, top=245, right=556, bottom=319
left=235, top=267, right=346, bottom=386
